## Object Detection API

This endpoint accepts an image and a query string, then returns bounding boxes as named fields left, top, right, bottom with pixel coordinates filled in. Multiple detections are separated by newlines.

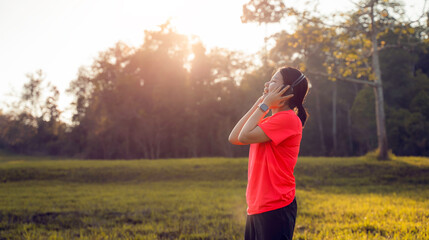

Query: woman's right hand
left=263, top=81, right=269, bottom=96
left=253, top=82, right=269, bottom=107
left=254, top=95, right=264, bottom=107
left=256, top=90, right=268, bottom=105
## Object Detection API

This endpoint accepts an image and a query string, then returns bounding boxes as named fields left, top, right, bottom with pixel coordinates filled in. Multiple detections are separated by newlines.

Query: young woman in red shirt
left=229, top=67, right=309, bottom=240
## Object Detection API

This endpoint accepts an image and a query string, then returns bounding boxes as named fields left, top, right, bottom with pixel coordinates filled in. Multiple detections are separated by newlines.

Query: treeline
left=1, top=3, right=428, bottom=159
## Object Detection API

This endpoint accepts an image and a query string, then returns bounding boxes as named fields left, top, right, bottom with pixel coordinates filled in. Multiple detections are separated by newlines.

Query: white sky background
left=0, top=0, right=426, bottom=124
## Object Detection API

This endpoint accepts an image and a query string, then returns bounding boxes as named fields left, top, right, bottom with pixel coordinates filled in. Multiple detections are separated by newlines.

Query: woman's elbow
left=229, top=135, right=245, bottom=145
left=237, top=134, right=249, bottom=145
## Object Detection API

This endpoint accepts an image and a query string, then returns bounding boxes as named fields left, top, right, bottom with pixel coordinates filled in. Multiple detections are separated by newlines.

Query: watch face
left=260, top=103, right=269, bottom=112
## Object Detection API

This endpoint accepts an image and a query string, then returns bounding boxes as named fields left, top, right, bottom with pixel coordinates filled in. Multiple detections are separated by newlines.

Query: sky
left=0, top=0, right=426, bottom=124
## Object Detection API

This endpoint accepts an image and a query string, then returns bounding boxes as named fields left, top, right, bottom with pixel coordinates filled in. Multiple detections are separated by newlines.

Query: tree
left=21, top=70, right=45, bottom=126
left=241, top=0, right=429, bottom=159
left=67, top=21, right=192, bottom=159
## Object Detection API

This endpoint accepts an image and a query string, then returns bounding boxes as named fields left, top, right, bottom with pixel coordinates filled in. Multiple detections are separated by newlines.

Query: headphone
left=283, top=68, right=306, bottom=96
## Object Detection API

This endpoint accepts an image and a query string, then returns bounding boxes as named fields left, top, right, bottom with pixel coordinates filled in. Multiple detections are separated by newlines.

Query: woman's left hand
left=263, top=85, right=294, bottom=109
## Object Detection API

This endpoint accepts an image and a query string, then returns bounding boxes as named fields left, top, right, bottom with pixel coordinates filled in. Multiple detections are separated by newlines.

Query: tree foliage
left=1, top=1, right=428, bottom=158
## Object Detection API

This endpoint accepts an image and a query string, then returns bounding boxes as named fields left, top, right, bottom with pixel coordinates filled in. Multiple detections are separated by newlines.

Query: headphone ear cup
left=284, top=87, right=293, bottom=96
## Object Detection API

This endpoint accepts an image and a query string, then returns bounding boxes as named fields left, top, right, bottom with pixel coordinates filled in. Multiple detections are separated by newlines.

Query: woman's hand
left=263, top=85, right=294, bottom=109
left=253, top=91, right=267, bottom=107
left=229, top=90, right=268, bottom=145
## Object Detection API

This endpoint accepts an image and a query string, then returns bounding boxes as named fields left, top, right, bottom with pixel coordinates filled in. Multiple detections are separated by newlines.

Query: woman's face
left=264, top=71, right=284, bottom=94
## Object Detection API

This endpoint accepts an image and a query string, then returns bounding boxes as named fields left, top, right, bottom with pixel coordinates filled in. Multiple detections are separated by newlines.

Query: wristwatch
left=258, top=103, right=269, bottom=113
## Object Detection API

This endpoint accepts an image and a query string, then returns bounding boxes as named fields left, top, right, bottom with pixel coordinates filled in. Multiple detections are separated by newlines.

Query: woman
left=228, top=67, right=309, bottom=240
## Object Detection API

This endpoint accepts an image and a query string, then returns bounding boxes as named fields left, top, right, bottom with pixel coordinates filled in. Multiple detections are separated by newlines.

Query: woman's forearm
left=228, top=99, right=262, bottom=145
left=239, top=106, right=266, bottom=140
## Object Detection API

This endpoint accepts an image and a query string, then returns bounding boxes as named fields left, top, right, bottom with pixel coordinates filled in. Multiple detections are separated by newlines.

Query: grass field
left=0, top=154, right=428, bottom=239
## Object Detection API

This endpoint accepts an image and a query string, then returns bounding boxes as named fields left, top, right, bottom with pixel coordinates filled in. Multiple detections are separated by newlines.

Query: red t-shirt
left=246, top=109, right=302, bottom=215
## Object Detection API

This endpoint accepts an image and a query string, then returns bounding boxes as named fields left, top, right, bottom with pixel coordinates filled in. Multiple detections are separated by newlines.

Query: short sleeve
left=258, top=111, right=301, bottom=146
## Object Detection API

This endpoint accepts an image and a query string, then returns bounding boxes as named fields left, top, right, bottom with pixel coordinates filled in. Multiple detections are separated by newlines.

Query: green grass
left=0, top=155, right=428, bottom=239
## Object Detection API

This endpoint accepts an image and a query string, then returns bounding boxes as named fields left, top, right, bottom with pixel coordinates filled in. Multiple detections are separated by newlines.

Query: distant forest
left=1, top=1, right=428, bottom=159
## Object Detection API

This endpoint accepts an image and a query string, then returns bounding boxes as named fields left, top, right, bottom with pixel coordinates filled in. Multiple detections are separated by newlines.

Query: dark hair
left=278, top=67, right=309, bottom=127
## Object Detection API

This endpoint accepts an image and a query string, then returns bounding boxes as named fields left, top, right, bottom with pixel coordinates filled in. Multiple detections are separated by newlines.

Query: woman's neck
left=272, top=105, right=291, bottom=115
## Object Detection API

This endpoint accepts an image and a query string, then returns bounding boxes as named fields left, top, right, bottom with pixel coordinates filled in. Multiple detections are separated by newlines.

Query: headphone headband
left=291, top=73, right=306, bottom=88
left=283, top=67, right=306, bottom=88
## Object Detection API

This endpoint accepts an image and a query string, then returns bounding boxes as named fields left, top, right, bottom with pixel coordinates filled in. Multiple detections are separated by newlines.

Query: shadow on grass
left=295, top=158, right=429, bottom=197
left=1, top=156, right=428, bottom=193
left=1, top=209, right=154, bottom=229
left=0, top=161, right=248, bottom=183
left=0, top=209, right=239, bottom=240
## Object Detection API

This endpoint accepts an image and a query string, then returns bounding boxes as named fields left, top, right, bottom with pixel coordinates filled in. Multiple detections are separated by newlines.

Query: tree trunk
left=315, top=91, right=327, bottom=155
left=370, top=2, right=389, bottom=160
left=332, top=81, right=337, bottom=155
left=190, top=126, right=198, bottom=157
left=372, top=83, right=388, bottom=159
left=347, top=107, right=354, bottom=155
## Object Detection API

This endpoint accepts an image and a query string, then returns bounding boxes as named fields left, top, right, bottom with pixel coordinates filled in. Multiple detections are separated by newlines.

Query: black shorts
left=245, top=198, right=297, bottom=240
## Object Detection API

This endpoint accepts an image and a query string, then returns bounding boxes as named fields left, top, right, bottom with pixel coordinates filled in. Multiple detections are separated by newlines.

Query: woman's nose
left=264, top=82, right=269, bottom=87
